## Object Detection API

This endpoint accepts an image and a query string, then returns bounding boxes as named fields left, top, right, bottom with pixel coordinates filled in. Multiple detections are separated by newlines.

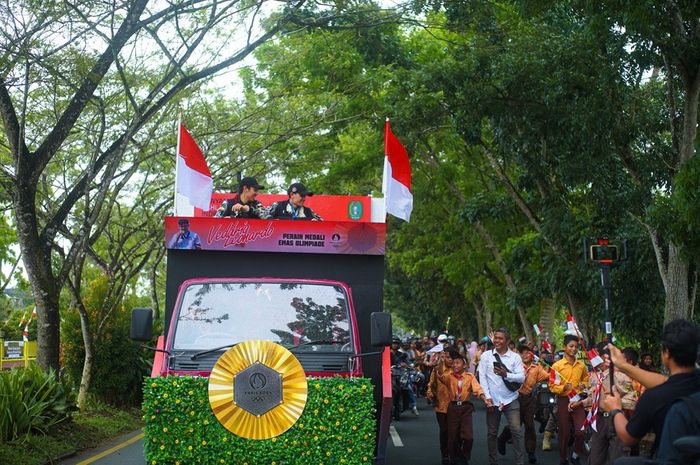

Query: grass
left=0, top=403, right=143, bottom=465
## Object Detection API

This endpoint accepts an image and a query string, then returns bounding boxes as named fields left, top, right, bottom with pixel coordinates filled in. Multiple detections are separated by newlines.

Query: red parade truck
left=130, top=193, right=394, bottom=464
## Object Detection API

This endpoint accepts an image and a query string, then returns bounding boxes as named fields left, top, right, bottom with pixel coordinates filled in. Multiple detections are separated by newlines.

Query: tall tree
left=0, top=0, right=312, bottom=371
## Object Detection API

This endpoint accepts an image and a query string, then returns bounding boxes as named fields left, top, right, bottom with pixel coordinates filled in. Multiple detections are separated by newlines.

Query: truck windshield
left=172, top=282, right=352, bottom=352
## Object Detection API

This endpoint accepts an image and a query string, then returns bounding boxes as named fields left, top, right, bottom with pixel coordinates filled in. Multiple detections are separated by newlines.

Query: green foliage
left=0, top=402, right=142, bottom=465
left=0, top=365, right=76, bottom=443
left=142, top=376, right=376, bottom=465
left=1, top=308, right=38, bottom=341
left=61, top=274, right=152, bottom=406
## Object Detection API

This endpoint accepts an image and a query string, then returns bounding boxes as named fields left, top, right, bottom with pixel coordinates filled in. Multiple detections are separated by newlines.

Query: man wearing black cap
left=268, top=182, right=322, bottom=220
left=214, top=176, right=270, bottom=219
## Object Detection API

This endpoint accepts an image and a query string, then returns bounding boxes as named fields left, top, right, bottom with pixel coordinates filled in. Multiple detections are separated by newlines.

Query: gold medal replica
left=208, top=340, right=308, bottom=439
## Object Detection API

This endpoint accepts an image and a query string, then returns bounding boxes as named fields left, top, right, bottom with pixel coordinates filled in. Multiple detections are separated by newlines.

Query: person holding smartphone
left=478, top=328, right=526, bottom=465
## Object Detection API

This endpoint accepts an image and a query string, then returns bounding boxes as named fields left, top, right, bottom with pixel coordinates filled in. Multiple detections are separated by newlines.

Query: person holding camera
left=497, top=344, right=550, bottom=464
left=478, top=328, right=526, bottom=465
left=604, top=319, right=700, bottom=464
left=549, top=334, right=589, bottom=465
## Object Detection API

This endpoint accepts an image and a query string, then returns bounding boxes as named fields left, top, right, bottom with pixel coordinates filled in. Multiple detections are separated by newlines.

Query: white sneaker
left=412, top=406, right=419, bottom=416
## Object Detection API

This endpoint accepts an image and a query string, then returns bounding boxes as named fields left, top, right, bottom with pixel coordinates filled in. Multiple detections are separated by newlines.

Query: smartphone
left=493, top=361, right=505, bottom=371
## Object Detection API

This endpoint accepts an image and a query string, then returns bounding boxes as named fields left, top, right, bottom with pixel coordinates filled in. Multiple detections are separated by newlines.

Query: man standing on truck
left=214, top=176, right=269, bottom=218
left=268, top=182, right=323, bottom=220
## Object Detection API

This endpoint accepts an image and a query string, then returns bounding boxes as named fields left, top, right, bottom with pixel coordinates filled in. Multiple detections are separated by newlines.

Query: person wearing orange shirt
left=549, top=334, right=589, bottom=465
left=437, top=351, right=487, bottom=465
left=428, top=349, right=456, bottom=465
left=498, top=345, right=550, bottom=463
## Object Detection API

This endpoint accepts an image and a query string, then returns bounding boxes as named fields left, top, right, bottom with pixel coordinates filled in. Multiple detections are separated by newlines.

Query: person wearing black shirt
left=214, top=176, right=269, bottom=218
left=604, top=319, right=700, bottom=462
left=268, top=182, right=322, bottom=220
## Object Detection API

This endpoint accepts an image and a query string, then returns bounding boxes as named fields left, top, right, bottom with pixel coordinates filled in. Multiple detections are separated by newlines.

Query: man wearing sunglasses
left=268, top=182, right=323, bottom=221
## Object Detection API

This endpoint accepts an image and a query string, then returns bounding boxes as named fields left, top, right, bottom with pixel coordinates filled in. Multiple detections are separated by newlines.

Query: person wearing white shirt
left=478, top=328, right=526, bottom=465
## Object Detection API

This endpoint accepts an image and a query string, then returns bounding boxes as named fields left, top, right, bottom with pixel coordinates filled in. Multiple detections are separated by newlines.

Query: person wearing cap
left=436, top=350, right=487, bottom=465
left=214, top=176, right=269, bottom=219
left=168, top=218, right=202, bottom=249
left=268, top=182, right=322, bottom=221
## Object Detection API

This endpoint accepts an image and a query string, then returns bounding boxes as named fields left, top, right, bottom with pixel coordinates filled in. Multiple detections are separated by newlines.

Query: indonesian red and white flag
left=542, top=339, right=552, bottom=353
left=587, top=349, right=604, bottom=368
left=382, top=119, right=413, bottom=222
left=175, top=123, right=213, bottom=210
left=568, top=389, right=581, bottom=403
left=22, top=308, right=36, bottom=342
left=549, top=368, right=561, bottom=385
left=566, top=313, right=579, bottom=334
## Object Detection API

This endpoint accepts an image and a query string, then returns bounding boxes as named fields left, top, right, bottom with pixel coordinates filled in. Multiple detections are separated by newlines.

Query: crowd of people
left=390, top=318, right=700, bottom=465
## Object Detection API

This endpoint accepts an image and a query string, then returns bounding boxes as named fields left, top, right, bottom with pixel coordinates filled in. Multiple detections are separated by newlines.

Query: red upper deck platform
left=166, top=194, right=386, bottom=255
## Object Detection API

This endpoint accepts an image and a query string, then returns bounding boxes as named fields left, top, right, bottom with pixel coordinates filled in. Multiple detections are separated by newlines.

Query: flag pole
left=174, top=116, right=182, bottom=216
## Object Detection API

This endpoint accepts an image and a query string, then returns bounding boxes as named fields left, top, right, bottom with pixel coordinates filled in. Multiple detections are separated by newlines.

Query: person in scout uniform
left=549, top=334, right=589, bottom=465
left=428, top=348, right=457, bottom=465
left=436, top=351, right=487, bottom=465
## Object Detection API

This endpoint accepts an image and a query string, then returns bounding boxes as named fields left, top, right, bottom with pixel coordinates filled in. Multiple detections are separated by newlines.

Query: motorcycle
left=534, top=381, right=555, bottom=433
left=391, top=364, right=418, bottom=420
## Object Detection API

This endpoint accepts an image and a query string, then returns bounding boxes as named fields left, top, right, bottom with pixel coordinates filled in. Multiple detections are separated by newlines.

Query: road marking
left=76, top=431, right=144, bottom=465
left=389, top=425, right=403, bottom=447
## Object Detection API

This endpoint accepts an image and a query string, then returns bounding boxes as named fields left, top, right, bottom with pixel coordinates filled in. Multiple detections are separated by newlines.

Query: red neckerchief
left=452, top=372, right=464, bottom=399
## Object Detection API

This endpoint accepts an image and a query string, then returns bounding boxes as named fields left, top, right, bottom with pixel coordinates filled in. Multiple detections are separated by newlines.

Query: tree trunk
left=473, top=221, right=534, bottom=342
left=664, top=242, right=691, bottom=323
left=473, top=299, right=485, bottom=338
left=76, top=302, right=94, bottom=411
left=14, top=180, right=61, bottom=372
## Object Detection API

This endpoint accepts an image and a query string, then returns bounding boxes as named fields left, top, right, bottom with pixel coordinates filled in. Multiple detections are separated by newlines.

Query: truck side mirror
left=131, top=308, right=153, bottom=342
left=370, top=312, right=392, bottom=347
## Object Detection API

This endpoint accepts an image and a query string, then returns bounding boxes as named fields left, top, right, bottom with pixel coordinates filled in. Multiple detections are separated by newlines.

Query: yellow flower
left=323, top=398, right=329, bottom=404
left=203, top=419, right=209, bottom=425
left=201, top=440, right=207, bottom=446
left=335, top=421, right=340, bottom=426
left=188, top=445, right=193, bottom=451
left=172, top=381, right=178, bottom=387
left=352, top=425, right=357, bottom=430
left=338, top=407, right=344, bottom=412
left=162, top=393, right=168, bottom=398
left=326, top=451, right=331, bottom=457
left=176, top=399, right=181, bottom=404
left=314, top=383, right=320, bottom=389
left=151, top=382, right=157, bottom=388
left=160, top=445, right=165, bottom=450
left=188, top=390, right=194, bottom=395
left=151, top=461, right=157, bottom=465
left=175, top=439, right=180, bottom=444
left=162, top=427, right=168, bottom=433
left=338, top=384, right=344, bottom=390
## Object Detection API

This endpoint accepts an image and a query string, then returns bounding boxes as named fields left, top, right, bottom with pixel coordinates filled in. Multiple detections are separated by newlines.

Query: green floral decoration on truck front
left=142, top=376, right=376, bottom=465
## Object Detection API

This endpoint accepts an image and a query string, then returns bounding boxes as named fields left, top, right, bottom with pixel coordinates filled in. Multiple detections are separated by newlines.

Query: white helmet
left=437, top=333, right=448, bottom=342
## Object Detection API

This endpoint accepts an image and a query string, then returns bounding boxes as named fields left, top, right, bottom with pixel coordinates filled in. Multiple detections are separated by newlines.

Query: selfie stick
left=600, top=264, right=614, bottom=383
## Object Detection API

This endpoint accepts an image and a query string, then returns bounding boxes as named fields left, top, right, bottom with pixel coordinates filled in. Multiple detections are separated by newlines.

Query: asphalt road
left=58, top=397, right=563, bottom=465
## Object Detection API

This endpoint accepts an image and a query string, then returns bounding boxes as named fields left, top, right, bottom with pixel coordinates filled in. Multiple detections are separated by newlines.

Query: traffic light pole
left=600, top=264, right=614, bottom=383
